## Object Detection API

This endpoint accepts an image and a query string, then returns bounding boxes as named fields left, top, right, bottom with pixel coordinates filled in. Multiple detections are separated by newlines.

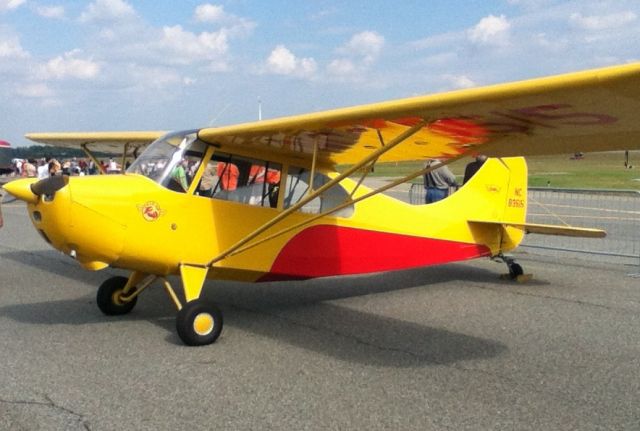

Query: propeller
left=30, top=175, right=69, bottom=197
left=3, top=176, right=70, bottom=203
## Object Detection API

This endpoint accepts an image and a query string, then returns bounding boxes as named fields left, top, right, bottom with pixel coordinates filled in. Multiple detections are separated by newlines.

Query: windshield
left=127, top=130, right=207, bottom=192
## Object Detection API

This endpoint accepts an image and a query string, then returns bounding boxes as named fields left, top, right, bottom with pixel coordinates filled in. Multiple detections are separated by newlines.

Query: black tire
left=509, top=263, right=524, bottom=279
left=176, top=300, right=223, bottom=346
left=97, top=276, right=138, bottom=315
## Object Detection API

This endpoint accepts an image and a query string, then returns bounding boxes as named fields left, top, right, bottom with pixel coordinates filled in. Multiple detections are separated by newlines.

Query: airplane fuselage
left=10, top=144, right=527, bottom=282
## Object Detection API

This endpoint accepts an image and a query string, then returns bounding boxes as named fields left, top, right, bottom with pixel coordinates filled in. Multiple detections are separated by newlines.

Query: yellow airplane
left=4, top=63, right=640, bottom=346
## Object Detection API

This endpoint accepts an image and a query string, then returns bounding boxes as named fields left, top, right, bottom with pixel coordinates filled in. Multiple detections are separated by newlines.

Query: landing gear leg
left=96, top=271, right=148, bottom=315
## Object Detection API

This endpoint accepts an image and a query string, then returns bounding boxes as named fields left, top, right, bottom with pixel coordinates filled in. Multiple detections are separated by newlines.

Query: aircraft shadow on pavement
left=1, top=249, right=125, bottom=285
left=202, top=263, right=517, bottom=307
left=0, top=261, right=508, bottom=367
left=197, top=264, right=508, bottom=366
left=221, top=302, right=507, bottom=367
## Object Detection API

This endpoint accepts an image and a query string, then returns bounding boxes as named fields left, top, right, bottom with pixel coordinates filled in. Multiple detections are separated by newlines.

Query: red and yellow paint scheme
left=4, top=62, right=640, bottom=346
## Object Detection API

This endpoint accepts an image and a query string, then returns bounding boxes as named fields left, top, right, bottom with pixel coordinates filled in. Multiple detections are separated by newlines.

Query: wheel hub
left=193, top=312, right=215, bottom=336
left=111, top=289, right=125, bottom=306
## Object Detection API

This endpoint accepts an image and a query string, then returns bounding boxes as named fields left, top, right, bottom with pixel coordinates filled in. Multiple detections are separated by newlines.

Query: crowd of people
left=0, top=157, right=125, bottom=229
left=9, top=157, right=123, bottom=179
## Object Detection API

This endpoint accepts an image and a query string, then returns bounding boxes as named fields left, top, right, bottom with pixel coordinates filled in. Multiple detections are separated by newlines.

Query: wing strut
left=121, top=142, right=130, bottom=174
left=221, top=153, right=466, bottom=259
left=308, top=141, right=319, bottom=194
left=346, top=129, right=386, bottom=199
left=80, top=143, right=106, bottom=174
left=80, top=141, right=141, bottom=175
left=206, top=119, right=429, bottom=267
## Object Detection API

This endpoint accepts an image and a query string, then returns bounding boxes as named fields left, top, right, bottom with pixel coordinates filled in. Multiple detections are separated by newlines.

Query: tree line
left=0, top=146, right=110, bottom=166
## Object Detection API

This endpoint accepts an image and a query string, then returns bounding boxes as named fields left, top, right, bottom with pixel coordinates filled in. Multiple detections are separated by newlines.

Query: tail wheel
left=97, top=276, right=138, bottom=315
left=509, top=263, right=524, bottom=279
left=176, top=300, right=223, bottom=346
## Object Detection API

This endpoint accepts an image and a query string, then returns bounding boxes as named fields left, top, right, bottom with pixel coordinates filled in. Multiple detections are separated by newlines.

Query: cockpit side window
left=189, top=149, right=353, bottom=217
left=164, top=148, right=206, bottom=193
left=200, top=152, right=282, bottom=208
left=127, top=131, right=207, bottom=194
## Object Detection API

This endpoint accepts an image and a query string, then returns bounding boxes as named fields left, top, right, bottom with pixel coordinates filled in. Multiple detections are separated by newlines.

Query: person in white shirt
left=37, top=159, right=49, bottom=179
left=107, top=159, right=119, bottom=173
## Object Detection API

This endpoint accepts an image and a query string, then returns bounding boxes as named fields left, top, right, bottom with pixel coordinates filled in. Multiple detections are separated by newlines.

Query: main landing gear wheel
left=176, top=300, right=223, bottom=346
left=97, top=276, right=138, bottom=315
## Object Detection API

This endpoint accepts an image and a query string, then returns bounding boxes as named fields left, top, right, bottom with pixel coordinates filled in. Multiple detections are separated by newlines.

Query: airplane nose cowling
left=64, top=176, right=129, bottom=271
left=6, top=175, right=128, bottom=272
left=3, top=178, right=40, bottom=204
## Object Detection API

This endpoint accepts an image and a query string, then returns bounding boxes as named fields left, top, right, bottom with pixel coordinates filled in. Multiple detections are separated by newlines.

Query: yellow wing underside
left=25, top=131, right=167, bottom=156
left=25, top=63, right=640, bottom=166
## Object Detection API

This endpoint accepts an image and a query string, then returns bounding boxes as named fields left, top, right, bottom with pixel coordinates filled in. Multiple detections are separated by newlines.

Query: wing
left=25, top=131, right=166, bottom=156
left=24, top=63, right=640, bottom=166
left=196, top=62, right=640, bottom=166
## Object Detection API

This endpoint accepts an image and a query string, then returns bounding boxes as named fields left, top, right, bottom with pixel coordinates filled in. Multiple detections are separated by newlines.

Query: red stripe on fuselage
left=260, top=225, right=491, bottom=281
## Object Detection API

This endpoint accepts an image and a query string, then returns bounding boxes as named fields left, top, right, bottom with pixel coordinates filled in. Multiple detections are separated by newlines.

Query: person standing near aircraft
left=48, top=159, right=61, bottom=176
left=22, top=159, right=37, bottom=177
left=37, top=159, right=49, bottom=179
left=13, top=158, right=22, bottom=176
left=107, top=158, right=119, bottom=174
left=424, top=159, right=458, bottom=203
left=463, top=154, right=488, bottom=184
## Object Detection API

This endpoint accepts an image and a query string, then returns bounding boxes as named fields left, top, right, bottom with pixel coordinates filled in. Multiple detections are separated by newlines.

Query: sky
left=1, top=0, right=639, bottom=146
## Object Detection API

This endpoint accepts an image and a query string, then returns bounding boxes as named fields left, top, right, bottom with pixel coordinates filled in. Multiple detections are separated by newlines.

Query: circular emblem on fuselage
left=138, top=201, right=165, bottom=221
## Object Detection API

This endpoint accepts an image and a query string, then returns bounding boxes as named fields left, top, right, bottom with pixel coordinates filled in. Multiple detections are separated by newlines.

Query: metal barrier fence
left=409, top=184, right=640, bottom=267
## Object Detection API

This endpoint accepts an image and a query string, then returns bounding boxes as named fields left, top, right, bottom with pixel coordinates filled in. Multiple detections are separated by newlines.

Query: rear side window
left=283, top=168, right=353, bottom=218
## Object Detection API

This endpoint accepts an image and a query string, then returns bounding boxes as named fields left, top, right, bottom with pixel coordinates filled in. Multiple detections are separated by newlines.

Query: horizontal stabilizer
left=468, top=220, right=606, bottom=238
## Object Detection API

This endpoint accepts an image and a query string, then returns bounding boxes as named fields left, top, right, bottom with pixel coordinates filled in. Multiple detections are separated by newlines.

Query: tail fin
left=496, top=157, right=529, bottom=251
left=452, top=157, right=528, bottom=253
left=465, top=157, right=605, bottom=252
left=371, top=156, right=602, bottom=260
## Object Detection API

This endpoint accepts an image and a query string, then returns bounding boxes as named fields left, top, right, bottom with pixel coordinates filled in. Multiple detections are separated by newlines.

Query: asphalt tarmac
left=1, top=202, right=639, bottom=430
